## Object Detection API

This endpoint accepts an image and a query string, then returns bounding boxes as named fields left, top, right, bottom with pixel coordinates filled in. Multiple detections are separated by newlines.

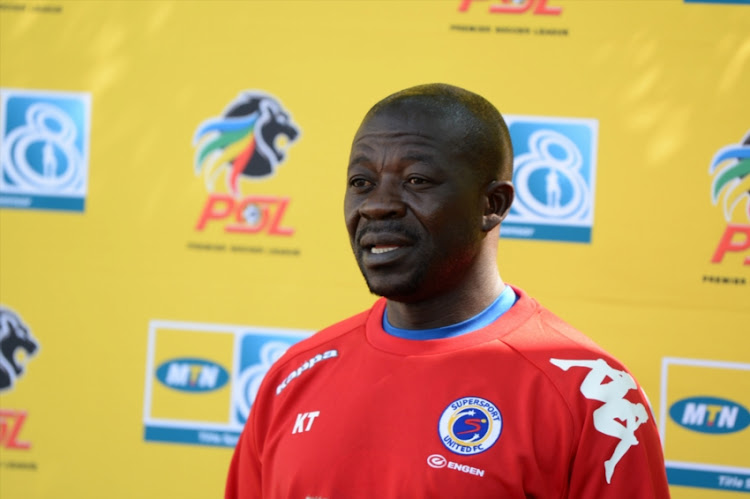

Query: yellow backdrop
left=1, top=1, right=748, bottom=498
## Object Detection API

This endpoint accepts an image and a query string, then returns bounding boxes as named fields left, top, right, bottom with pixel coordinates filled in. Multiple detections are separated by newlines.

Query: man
left=226, top=84, right=670, bottom=498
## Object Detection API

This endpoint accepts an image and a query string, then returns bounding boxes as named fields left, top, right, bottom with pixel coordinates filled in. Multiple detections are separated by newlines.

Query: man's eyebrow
left=348, top=154, right=372, bottom=168
left=401, top=153, right=436, bottom=164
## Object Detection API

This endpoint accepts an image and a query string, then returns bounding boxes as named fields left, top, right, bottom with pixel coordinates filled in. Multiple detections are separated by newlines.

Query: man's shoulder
left=266, top=302, right=373, bottom=373
left=506, top=290, right=608, bottom=358
left=300, top=304, right=370, bottom=348
left=504, top=290, right=630, bottom=385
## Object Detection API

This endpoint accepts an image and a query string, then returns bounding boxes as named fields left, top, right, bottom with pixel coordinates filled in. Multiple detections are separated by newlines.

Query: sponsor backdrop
left=0, top=1, right=748, bottom=497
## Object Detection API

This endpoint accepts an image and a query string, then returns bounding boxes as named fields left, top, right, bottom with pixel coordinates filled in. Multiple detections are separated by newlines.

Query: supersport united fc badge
left=438, top=396, right=502, bottom=456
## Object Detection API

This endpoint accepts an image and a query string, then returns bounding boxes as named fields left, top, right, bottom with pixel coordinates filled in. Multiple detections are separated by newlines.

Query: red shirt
left=226, top=287, right=670, bottom=498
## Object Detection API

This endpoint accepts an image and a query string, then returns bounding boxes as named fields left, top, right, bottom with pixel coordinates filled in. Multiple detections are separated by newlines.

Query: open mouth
left=371, top=245, right=400, bottom=254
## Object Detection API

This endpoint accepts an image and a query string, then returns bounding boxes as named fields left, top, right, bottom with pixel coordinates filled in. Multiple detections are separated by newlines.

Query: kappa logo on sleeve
left=550, top=358, right=649, bottom=484
left=276, top=349, right=338, bottom=395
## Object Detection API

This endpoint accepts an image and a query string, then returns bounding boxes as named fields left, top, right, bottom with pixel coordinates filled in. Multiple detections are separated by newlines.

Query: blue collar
left=383, top=285, right=518, bottom=340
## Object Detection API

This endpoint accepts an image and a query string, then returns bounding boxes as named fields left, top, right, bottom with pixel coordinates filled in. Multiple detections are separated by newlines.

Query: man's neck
left=385, top=273, right=506, bottom=330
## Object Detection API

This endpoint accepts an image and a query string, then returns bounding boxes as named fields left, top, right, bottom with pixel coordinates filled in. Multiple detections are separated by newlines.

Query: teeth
left=371, top=246, right=398, bottom=254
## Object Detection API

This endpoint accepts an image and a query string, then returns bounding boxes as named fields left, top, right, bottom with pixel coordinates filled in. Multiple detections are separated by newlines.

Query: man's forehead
left=353, top=107, right=459, bottom=145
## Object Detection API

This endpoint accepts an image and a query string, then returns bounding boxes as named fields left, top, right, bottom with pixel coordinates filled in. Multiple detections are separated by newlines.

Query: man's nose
left=359, top=182, right=406, bottom=220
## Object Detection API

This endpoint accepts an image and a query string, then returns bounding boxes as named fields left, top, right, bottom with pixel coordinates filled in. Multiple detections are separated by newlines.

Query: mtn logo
left=156, top=358, right=229, bottom=393
left=670, top=396, right=750, bottom=434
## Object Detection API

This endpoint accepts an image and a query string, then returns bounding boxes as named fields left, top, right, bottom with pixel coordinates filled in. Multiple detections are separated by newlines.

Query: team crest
left=438, top=396, right=502, bottom=456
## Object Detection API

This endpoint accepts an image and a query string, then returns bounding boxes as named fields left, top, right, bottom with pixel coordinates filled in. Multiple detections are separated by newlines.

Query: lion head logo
left=0, top=307, right=39, bottom=392
left=710, top=131, right=750, bottom=223
left=193, top=91, right=300, bottom=197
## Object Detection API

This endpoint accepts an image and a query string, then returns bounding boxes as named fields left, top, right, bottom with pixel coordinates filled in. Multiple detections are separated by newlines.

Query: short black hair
left=364, top=83, right=513, bottom=182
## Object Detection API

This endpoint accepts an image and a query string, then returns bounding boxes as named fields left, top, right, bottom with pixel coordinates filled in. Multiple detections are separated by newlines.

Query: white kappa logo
left=550, top=358, right=649, bottom=484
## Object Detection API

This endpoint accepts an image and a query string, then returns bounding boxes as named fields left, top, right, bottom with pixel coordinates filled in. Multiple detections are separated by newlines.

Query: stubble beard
left=357, top=254, right=432, bottom=303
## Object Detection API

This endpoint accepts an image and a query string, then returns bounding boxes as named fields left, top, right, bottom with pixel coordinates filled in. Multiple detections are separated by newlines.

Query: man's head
left=344, top=83, right=514, bottom=303
left=362, top=84, right=514, bottom=183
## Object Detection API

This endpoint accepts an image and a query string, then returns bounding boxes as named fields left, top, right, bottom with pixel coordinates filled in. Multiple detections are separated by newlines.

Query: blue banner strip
left=684, top=0, right=750, bottom=4
left=0, top=193, right=85, bottom=212
left=667, top=465, right=750, bottom=493
left=500, top=223, right=592, bottom=243
left=144, top=425, right=240, bottom=448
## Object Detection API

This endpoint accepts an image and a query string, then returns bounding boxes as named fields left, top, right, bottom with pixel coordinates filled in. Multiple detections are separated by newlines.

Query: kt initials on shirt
left=292, top=411, right=320, bottom=434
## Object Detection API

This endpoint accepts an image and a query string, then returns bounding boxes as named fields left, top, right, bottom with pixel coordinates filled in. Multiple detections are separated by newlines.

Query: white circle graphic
left=234, top=341, right=290, bottom=422
left=427, top=454, right=447, bottom=469
left=512, top=129, right=590, bottom=222
left=2, top=102, right=84, bottom=193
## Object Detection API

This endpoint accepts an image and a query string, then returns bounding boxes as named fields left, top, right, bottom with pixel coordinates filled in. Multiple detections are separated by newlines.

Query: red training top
left=226, top=286, right=670, bottom=498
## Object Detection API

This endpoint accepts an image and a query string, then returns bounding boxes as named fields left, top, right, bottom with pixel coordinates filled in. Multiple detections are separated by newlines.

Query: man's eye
left=349, top=178, right=371, bottom=188
left=407, top=177, right=428, bottom=185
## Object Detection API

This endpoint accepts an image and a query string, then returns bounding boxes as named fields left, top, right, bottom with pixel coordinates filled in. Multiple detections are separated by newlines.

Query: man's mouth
left=371, top=245, right=400, bottom=254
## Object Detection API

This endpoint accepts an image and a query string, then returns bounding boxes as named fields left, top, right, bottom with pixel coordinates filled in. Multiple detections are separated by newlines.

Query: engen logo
left=192, top=91, right=300, bottom=235
left=458, top=0, right=561, bottom=15
left=709, top=131, right=750, bottom=265
left=669, top=396, right=750, bottom=435
left=155, top=358, right=230, bottom=393
left=426, top=453, right=486, bottom=477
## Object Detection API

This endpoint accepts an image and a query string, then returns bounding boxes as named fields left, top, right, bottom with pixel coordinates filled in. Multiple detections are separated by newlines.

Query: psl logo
left=0, top=307, right=39, bottom=392
left=458, top=0, right=561, bottom=15
left=551, top=358, right=649, bottom=484
left=709, top=131, right=750, bottom=265
left=0, top=409, right=30, bottom=449
left=193, top=91, right=300, bottom=235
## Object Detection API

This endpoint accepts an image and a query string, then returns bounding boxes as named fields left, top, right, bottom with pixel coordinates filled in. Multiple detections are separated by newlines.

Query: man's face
left=344, top=107, right=487, bottom=303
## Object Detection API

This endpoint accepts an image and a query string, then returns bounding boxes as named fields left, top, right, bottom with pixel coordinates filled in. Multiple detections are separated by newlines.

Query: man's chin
left=358, top=258, right=429, bottom=302
left=364, top=279, right=425, bottom=304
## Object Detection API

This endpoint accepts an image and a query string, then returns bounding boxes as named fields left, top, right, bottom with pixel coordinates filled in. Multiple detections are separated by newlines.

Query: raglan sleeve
left=225, top=399, right=263, bottom=498
left=555, top=357, right=671, bottom=498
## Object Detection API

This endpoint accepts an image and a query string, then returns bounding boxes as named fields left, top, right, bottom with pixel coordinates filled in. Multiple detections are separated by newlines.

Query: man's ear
left=482, top=181, right=514, bottom=232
